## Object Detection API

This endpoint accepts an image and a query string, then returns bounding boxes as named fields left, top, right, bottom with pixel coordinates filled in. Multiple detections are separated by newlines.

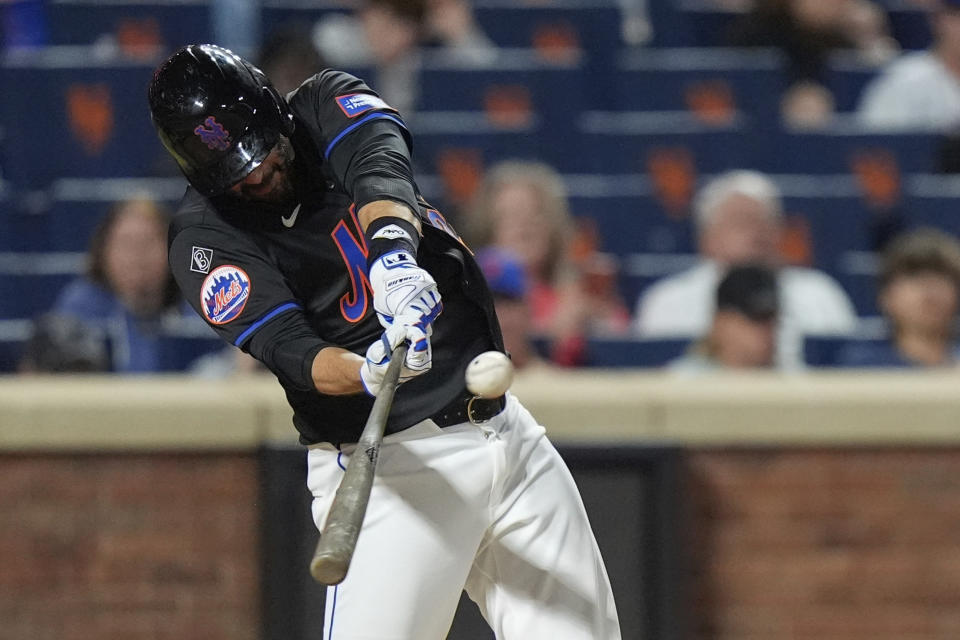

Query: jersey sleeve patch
left=335, top=93, right=392, bottom=118
left=201, top=265, right=251, bottom=325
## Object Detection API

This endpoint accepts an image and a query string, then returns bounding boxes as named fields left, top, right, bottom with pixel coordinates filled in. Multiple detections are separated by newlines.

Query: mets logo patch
left=335, top=93, right=391, bottom=118
left=201, top=265, right=251, bottom=325
left=194, top=116, right=231, bottom=150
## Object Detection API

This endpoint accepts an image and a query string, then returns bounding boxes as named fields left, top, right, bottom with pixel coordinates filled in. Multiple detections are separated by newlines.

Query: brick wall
left=685, top=449, right=960, bottom=640
left=0, top=454, right=260, bottom=640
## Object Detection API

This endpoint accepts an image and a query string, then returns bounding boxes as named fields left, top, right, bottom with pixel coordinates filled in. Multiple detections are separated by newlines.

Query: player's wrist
left=364, top=216, right=420, bottom=265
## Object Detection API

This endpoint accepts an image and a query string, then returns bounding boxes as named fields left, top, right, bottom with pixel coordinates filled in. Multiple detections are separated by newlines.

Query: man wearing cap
left=668, top=264, right=780, bottom=372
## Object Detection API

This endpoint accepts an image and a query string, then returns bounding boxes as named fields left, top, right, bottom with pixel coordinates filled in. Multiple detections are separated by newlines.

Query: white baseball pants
left=306, top=394, right=622, bottom=640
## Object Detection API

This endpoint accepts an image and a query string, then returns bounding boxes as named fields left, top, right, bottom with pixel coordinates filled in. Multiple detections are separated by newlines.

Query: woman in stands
left=48, top=198, right=210, bottom=372
left=463, top=160, right=630, bottom=366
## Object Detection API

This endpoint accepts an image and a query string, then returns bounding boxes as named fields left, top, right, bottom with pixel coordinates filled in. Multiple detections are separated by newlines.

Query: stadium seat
left=613, top=48, right=786, bottom=127
left=1, top=50, right=167, bottom=190
left=44, top=1, right=210, bottom=48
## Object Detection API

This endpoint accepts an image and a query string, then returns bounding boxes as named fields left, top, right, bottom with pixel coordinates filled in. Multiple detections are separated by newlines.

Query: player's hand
left=359, top=322, right=433, bottom=396
left=368, top=250, right=443, bottom=330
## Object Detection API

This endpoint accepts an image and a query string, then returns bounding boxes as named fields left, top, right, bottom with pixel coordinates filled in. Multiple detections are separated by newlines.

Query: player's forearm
left=357, top=200, right=421, bottom=233
left=311, top=347, right=366, bottom=395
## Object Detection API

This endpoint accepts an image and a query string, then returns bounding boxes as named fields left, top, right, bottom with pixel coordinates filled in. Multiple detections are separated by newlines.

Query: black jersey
left=167, top=70, right=503, bottom=445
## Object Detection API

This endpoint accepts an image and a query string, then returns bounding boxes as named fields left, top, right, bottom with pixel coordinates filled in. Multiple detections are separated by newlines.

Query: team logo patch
left=194, top=116, right=231, bottom=150
left=335, top=93, right=391, bottom=118
left=201, top=265, right=251, bottom=325
left=190, top=246, right=213, bottom=274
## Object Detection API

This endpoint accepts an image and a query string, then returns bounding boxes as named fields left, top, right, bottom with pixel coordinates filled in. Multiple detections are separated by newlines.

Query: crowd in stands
left=4, top=0, right=960, bottom=375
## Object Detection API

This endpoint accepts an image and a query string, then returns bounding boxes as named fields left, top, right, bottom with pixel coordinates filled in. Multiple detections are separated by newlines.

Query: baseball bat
left=309, top=341, right=409, bottom=585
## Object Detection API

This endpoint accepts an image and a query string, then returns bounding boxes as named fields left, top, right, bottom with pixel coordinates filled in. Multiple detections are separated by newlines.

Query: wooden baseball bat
left=309, top=342, right=409, bottom=585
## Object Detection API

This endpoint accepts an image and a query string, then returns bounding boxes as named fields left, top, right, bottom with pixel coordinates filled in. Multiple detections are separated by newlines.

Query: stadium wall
left=2, top=372, right=960, bottom=640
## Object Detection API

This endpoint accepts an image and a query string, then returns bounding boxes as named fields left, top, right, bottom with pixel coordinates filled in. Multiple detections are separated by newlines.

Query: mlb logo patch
left=201, top=265, right=251, bottom=325
left=190, top=246, right=213, bottom=274
left=335, top=93, right=390, bottom=118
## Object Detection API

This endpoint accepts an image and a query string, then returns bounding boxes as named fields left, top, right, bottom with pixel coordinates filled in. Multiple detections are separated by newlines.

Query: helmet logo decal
left=193, top=116, right=232, bottom=151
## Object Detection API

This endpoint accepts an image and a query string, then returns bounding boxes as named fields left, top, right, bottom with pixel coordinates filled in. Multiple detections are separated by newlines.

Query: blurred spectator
left=18, top=313, right=109, bottom=373
left=423, top=0, right=497, bottom=63
left=49, top=198, right=209, bottom=373
left=257, top=26, right=326, bottom=96
left=314, top=0, right=426, bottom=115
left=669, top=263, right=779, bottom=373
left=314, top=0, right=495, bottom=114
left=780, top=80, right=836, bottom=130
left=475, top=247, right=547, bottom=371
left=839, top=228, right=960, bottom=367
left=635, top=170, right=857, bottom=369
left=727, top=0, right=896, bottom=82
left=857, top=0, right=960, bottom=131
left=464, top=160, right=630, bottom=366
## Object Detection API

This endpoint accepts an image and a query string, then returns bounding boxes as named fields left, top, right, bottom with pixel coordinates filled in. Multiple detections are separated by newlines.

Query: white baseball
left=465, top=351, right=515, bottom=398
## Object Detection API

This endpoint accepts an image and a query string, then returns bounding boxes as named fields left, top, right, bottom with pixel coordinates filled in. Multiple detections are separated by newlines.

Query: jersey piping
left=323, top=113, right=407, bottom=159
left=234, top=301, right=301, bottom=346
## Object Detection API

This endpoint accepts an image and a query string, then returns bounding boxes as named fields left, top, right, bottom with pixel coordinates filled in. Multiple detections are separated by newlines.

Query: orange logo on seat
left=67, top=84, right=114, bottom=156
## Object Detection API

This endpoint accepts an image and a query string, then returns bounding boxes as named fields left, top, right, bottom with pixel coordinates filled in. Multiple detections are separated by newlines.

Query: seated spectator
left=475, top=247, right=547, bottom=371
left=838, top=228, right=960, bottom=367
left=50, top=198, right=209, bottom=373
left=635, top=170, right=857, bottom=369
left=423, top=0, right=497, bottom=63
left=780, top=80, right=836, bottom=130
left=669, top=264, right=779, bottom=373
left=727, top=0, right=895, bottom=83
left=18, top=313, right=109, bottom=373
left=857, top=0, right=960, bottom=131
left=464, top=160, right=631, bottom=365
left=314, top=0, right=426, bottom=115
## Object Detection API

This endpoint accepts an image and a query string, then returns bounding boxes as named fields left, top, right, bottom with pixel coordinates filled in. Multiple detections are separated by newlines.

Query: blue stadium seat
left=823, top=59, right=881, bottom=113
left=804, top=335, right=896, bottom=367
left=573, top=112, right=754, bottom=174
left=583, top=337, right=690, bottom=367
left=901, top=176, right=960, bottom=236
left=755, top=130, right=939, bottom=175
left=613, top=48, right=786, bottom=126
left=416, top=53, right=588, bottom=127
left=45, top=1, right=210, bottom=48
left=0, top=272, right=77, bottom=320
left=1, top=51, right=167, bottom=190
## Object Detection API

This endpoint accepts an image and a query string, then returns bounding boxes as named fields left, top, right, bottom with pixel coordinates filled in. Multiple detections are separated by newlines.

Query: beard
left=236, top=137, right=297, bottom=205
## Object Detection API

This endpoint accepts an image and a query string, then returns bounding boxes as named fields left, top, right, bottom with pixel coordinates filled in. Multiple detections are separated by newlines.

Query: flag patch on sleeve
left=335, top=93, right=391, bottom=118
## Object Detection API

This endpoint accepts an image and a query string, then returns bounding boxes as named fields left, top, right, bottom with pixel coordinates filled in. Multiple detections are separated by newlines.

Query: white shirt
left=634, top=261, right=858, bottom=369
left=857, top=51, right=960, bottom=131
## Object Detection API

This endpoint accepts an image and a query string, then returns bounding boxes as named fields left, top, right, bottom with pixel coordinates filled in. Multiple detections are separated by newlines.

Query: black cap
left=716, top=264, right=779, bottom=322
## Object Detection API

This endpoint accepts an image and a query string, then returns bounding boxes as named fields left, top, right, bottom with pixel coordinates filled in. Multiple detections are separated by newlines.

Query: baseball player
left=148, top=44, right=620, bottom=639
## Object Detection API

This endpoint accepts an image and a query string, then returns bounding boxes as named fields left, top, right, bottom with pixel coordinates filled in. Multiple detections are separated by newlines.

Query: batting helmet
left=148, top=44, right=295, bottom=196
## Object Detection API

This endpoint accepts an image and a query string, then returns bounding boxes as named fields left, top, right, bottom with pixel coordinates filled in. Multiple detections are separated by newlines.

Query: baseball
left=465, top=351, right=515, bottom=398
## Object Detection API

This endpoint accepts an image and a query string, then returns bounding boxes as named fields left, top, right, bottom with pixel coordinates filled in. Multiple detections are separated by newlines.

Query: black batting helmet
left=148, top=44, right=295, bottom=196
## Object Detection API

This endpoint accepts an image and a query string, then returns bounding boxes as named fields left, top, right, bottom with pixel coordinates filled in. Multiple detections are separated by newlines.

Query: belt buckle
left=466, top=395, right=491, bottom=425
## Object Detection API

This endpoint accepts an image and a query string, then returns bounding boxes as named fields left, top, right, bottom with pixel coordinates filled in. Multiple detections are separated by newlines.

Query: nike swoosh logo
left=281, top=204, right=301, bottom=228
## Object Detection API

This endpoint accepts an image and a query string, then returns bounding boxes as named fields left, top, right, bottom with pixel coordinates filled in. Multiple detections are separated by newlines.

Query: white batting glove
left=359, top=322, right=433, bottom=397
left=368, top=250, right=443, bottom=330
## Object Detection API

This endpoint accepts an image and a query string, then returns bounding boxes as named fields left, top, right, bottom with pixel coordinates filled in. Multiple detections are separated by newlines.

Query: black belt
left=431, top=392, right=506, bottom=427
